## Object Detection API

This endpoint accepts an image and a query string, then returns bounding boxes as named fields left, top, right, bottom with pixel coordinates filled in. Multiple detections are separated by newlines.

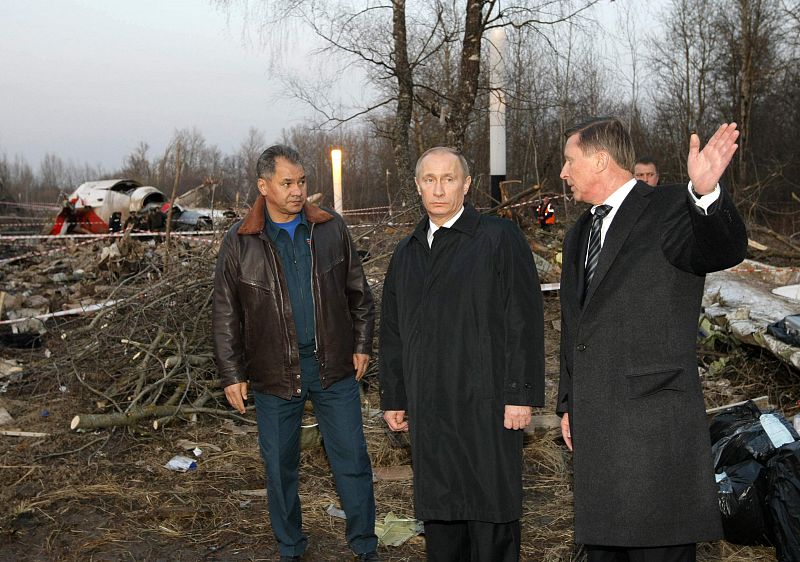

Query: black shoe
left=280, top=556, right=301, bottom=562
left=356, top=552, right=380, bottom=562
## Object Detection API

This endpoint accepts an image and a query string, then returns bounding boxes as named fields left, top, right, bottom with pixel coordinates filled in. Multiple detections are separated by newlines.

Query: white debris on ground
left=704, top=259, right=800, bottom=369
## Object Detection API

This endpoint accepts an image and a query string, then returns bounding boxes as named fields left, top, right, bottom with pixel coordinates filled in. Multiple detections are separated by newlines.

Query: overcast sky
left=0, top=0, right=315, bottom=170
left=0, top=0, right=656, bottom=172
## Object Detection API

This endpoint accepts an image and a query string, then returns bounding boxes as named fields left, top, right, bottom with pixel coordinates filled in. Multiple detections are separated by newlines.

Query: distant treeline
left=2, top=0, right=798, bottom=235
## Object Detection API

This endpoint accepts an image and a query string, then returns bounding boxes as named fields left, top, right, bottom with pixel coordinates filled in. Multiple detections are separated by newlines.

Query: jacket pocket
left=625, top=368, right=685, bottom=399
left=239, top=277, right=273, bottom=292
left=320, top=254, right=345, bottom=274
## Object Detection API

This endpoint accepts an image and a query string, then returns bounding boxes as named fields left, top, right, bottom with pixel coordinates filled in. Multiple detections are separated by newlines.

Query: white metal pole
left=488, top=27, right=507, bottom=204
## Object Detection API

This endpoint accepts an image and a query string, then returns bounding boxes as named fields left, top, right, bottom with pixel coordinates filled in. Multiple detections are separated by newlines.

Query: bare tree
left=650, top=0, right=722, bottom=178
left=216, top=0, right=600, bottom=193
left=122, top=142, right=153, bottom=183
left=714, top=0, right=785, bottom=196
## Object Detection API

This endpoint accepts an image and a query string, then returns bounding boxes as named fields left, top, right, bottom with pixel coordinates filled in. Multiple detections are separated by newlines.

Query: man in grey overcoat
left=557, top=118, right=747, bottom=562
left=380, top=147, right=545, bottom=562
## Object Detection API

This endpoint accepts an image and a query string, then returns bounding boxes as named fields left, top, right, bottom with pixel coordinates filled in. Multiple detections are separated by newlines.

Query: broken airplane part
left=48, top=179, right=215, bottom=235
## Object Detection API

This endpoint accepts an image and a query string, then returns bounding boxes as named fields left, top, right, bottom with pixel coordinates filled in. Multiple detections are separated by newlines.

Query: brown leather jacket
left=212, top=198, right=374, bottom=399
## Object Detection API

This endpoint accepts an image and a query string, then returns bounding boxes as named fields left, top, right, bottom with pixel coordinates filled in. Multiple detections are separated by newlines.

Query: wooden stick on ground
left=72, top=405, right=254, bottom=430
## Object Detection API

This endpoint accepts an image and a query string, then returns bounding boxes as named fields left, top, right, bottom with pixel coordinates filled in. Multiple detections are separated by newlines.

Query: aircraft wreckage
left=48, top=179, right=228, bottom=235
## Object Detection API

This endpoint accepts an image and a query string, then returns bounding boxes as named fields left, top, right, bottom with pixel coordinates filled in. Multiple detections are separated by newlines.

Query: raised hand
left=687, top=123, right=739, bottom=195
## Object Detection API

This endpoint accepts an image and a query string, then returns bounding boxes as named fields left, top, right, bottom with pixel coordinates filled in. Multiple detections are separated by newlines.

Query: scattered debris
left=164, top=455, right=197, bottom=472
left=704, top=260, right=800, bottom=370
left=768, top=314, right=800, bottom=347
left=374, top=512, right=424, bottom=547
left=0, top=407, right=13, bottom=425
left=175, top=439, right=221, bottom=453
left=711, top=400, right=800, bottom=560
left=326, top=504, right=347, bottom=519
left=48, top=179, right=227, bottom=235
left=0, top=430, right=50, bottom=437
left=706, top=396, right=771, bottom=417
left=0, top=359, right=23, bottom=378
left=0, top=215, right=796, bottom=561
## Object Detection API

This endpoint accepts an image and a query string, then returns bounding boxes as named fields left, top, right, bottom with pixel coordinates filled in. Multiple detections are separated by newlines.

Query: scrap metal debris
left=704, top=259, right=800, bottom=370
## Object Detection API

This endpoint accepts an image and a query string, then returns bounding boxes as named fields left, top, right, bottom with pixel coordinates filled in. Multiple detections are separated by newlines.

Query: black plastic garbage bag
left=711, top=407, right=799, bottom=470
left=767, top=441, right=800, bottom=562
left=767, top=314, right=800, bottom=347
left=716, top=459, right=772, bottom=546
left=710, top=400, right=762, bottom=445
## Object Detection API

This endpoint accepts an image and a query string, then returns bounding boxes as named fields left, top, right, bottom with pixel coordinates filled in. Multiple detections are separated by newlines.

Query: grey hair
left=564, top=117, right=636, bottom=173
left=415, top=147, right=470, bottom=178
left=256, top=145, right=303, bottom=180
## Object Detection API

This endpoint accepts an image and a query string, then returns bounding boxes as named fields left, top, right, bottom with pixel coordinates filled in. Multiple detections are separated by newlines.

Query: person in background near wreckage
left=557, top=118, right=747, bottom=562
left=536, top=196, right=556, bottom=230
left=212, top=145, right=379, bottom=562
left=634, top=155, right=660, bottom=186
left=379, top=147, right=545, bottom=562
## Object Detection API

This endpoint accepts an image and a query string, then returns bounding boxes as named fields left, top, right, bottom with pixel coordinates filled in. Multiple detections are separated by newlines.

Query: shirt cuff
left=687, top=182, right=721, bottom=215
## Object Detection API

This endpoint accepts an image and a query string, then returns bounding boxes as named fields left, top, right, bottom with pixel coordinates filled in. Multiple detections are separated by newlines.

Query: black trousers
left=424, top=519, right=520, bottom=562
left=586, top=543, right=696, bottom=562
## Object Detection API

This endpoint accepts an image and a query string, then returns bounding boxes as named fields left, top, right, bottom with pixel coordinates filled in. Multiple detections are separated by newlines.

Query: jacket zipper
left=309, top=222, right=320, bottom=364
left=264, top=240, right=293, bottom=367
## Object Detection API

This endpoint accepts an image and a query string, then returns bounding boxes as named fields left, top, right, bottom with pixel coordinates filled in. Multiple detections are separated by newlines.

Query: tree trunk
left=448, top=0, right=489, bottom=151
left=391, top=0, right=415, bottom=202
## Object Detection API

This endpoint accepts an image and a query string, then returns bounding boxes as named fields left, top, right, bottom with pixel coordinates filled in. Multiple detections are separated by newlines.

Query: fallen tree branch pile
left=31, top=236, right=234, bottom=431
left=20, top=217, right=403, bottom=432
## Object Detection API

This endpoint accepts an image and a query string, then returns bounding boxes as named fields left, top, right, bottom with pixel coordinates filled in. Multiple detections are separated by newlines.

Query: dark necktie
left=584, top=204, right=612, bottom=290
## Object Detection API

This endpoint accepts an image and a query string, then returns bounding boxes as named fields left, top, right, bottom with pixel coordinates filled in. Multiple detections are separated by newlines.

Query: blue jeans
left=253, top=355, right=377, bottom=557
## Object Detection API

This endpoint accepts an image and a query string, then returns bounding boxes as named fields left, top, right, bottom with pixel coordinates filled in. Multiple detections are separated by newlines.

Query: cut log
left=72, top=405, right=249, bottom=430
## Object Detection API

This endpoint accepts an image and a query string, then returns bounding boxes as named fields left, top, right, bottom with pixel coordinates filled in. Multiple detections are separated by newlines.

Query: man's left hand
left=504, top=405, right=532, bottom=430
left=353, top=353, right=370, bottom=380
left=687, top=122, right=739, bottom=195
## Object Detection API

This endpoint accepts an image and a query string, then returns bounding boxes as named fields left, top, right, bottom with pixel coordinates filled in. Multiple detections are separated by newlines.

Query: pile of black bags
left=711, top=400, right=800, bottom=561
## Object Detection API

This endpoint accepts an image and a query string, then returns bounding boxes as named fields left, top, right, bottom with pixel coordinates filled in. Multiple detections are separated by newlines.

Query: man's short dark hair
left=256, top=145, right=303, bottom=180
left=415, top=147, right=470, bottom=178
left=565, top=117, right=636, bottom=173
left=635, top=155, right=659, bottom=171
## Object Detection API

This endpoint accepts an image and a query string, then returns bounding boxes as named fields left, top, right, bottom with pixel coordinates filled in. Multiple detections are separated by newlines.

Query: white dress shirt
left=427, top=206, right=465, bottom=248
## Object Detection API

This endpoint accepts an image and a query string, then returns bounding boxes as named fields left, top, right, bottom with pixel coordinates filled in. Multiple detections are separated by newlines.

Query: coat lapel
left=562, top=210, right=592, bottom=316
left=583, top=183, right=653, bottom=307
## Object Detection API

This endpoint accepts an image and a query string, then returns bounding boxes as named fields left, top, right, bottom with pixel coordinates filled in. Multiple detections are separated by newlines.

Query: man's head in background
left=634, top=156, right=659, bottom=186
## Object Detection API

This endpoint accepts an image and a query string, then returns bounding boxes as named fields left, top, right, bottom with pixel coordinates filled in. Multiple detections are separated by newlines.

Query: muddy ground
left=0, top=214, right=797, bottom=562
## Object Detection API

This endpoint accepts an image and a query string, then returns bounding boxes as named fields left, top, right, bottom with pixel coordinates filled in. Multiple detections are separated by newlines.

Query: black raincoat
left=379, top=204, right=545, bottom=522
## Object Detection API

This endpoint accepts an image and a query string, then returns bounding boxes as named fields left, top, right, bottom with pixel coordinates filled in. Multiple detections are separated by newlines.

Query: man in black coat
left=379, top=147, right=545, bottom=562
left=557, top=118, right=747, bottom=562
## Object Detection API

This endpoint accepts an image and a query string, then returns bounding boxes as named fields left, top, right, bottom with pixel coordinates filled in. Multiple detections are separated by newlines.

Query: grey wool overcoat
left=557, top=182, right=748, bottom=547
left=379, top=204, right=545, bottom=522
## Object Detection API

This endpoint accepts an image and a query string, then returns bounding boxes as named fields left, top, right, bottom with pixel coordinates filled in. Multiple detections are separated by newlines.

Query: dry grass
left=0, top=221, right=794, bottom=561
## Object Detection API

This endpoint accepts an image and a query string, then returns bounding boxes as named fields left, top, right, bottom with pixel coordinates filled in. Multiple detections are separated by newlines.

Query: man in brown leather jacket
left=212, top=145, right=379, bottom=562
